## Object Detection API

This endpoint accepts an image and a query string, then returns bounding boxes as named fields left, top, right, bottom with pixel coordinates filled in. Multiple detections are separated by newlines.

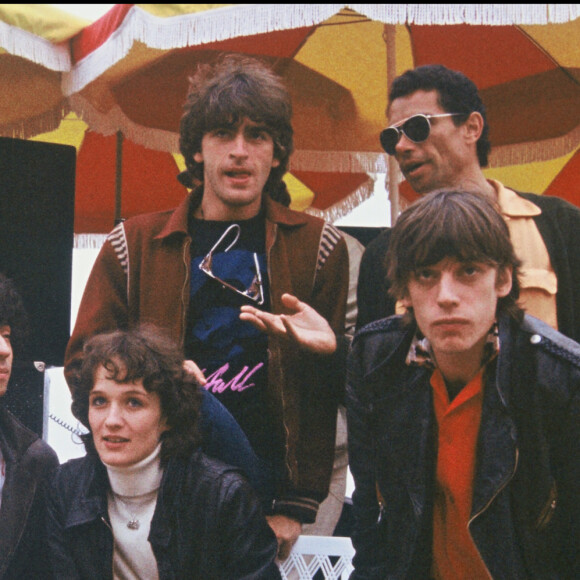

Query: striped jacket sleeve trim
left=107, top=223, right=130, bottom=299
left=316, top=223, right=342, bottom=273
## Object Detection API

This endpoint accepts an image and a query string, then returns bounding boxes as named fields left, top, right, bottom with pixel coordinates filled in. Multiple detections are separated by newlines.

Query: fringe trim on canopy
left=63, top=3, right=579, bottom=95
left=290, top=150, right=389, bottom=174
left=354, top=4, right=579, bottom=25
left=71, top=92, right=393, bottom=174
left=69, top=94, right=180, bottom=152
left=0, top=19, right=71, bottom=71
left=63, top=4, right=345, bottom=95
left=489, top=124, right=580, bottom=167
left=74, top=234, right=107, bottom=249
left=0, top=101, right=70, bottom=139
left=305, top=176, right=375, bottom=223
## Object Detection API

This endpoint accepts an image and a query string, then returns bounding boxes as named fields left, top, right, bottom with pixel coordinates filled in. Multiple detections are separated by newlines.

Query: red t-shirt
left=430, top=367, right=491, bottom=580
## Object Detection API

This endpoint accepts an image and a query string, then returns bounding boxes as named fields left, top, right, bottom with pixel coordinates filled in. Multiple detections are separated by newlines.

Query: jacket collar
left=0, top=406, right=38, bottom=463
left=156, top=188, right=309, bottom=241
left=405, top=322, right=500, bottom=371
left=367, top=315, right=509, bottom=404
left=63, top=453, right=110, bottom=529
left=357, top=316, right=417, bottom=382
left=62, top=453, right=177, bottom=547
left=466, top=312, right=518, bottom=517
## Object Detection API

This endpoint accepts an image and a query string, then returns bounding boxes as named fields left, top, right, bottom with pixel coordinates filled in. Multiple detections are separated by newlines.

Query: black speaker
left=0, top=137, right=75, bottom=367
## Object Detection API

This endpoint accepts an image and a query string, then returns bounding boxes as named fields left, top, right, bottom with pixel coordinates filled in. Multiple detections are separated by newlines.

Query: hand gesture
left=240, top=293, right=337, bottom=355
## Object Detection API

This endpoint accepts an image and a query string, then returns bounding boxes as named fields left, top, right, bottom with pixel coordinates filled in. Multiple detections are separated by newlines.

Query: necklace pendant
left=127, top=519, right=140, bottom=530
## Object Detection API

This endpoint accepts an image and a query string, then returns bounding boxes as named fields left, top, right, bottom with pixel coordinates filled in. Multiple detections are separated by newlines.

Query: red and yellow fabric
left=0, top=4, right=87, bottom=138
left=61, top=4, right=580, bottom=220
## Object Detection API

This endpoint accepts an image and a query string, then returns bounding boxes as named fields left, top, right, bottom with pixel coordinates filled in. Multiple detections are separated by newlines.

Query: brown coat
left=65, top=192, right=349, bottom=523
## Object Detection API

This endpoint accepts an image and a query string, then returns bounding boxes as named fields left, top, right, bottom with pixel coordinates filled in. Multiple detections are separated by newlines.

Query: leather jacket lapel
left=471, top=354, right=517, bottom=519
left=0, top=460, right=36, bottom=570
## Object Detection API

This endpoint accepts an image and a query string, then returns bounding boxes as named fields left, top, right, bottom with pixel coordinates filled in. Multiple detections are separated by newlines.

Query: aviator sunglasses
left=199, top=224, right=265, bottom=305
left=380, top=113, right=464, bottom=155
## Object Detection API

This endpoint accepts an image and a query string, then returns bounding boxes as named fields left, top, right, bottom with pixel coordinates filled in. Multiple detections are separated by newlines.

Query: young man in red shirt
left=346, top=189, right=579, bottom=579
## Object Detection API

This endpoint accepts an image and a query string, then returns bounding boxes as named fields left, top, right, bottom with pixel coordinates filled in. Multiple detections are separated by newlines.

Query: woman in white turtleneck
left=46, top=327, right=281, bottom=579
left=105, top=444, right=164, bottom=579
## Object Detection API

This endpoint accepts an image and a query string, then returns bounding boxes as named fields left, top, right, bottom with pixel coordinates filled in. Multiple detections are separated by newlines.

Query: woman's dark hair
left=0, top=273, right=29, bottom=357
left=386, top=189, right=522, bottom=321
left=389, top=64, right=491, bottom=167
left=71, top=326, right=201, bottom=465
left=179, top=53, right=294, bottom=206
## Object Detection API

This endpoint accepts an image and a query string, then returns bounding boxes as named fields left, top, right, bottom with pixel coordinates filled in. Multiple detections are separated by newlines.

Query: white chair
left=278, top=535, right=354, bottom=580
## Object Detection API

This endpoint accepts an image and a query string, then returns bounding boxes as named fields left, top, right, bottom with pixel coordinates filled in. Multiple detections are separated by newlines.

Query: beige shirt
left=492, top=180, right=558, bottom=330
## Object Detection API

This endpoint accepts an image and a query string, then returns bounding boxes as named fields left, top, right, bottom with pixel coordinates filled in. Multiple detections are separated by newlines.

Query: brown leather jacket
left=65, top=191, right=349, bottom=523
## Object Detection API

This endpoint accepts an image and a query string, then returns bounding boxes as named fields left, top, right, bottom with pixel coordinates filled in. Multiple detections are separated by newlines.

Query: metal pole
left=383, top=24, right=400, bottom=224
left=115, top=130, right=123, bottom=225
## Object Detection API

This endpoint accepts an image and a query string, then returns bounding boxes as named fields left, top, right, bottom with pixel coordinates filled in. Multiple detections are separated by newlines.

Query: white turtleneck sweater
left=105, top=444, right=164, bottom=580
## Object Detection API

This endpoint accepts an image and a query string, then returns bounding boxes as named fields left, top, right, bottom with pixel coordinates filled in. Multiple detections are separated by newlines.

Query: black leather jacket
left=346, top=313, right=580, bottom=579
left=47, top=450, right=281, bottom=579
left=0, top=406, right=59, bottom=579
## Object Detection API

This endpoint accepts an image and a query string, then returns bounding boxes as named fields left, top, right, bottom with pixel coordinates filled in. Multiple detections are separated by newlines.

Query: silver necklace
left=127, top=515, right=140, bottom=531
left=116, top=495, right=141, bottom=530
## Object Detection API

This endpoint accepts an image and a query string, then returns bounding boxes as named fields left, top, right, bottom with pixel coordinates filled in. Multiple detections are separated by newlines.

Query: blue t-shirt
left=186, top=214, right=283, bottom=466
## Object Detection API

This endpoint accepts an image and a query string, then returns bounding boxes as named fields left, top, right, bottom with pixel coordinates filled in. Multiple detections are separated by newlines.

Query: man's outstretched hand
left=240, top=293, right=337, bottom=355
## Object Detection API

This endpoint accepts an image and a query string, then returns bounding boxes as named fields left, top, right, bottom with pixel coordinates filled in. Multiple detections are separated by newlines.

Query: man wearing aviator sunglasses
left=357, top=64, right=580, bottom=348
left=65, top=53, right=350, bottom=561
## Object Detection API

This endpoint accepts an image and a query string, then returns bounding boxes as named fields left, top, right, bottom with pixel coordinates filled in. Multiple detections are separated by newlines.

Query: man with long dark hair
left=65, top=54, right=349, bottom=558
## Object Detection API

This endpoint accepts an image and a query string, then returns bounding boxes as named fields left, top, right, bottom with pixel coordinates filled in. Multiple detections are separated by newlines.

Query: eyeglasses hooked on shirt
left=380, top=113, right=465, bottom=155
left=199, top=223, right=265, bottom=305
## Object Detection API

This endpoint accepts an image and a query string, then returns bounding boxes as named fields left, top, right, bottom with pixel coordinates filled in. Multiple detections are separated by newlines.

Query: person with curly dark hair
left=0, top=272, right=59, bottom=579
left=65, top=53, right=349, bottom=559
left=49, top=327, right=280, bottom=579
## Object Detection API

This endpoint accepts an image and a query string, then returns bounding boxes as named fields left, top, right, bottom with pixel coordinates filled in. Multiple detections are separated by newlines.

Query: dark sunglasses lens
left=403, top=115, right=431, bottom=143
left=380, top=128, right=400, bottom=155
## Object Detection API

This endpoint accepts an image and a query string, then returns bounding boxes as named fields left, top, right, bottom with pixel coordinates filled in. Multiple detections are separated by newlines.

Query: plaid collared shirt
left=405, top=322, right=500, bottom=370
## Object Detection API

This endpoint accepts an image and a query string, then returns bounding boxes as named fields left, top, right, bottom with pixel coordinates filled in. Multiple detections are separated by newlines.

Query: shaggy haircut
left=71, top=326, right=201, bottom=465
left=179, top=53, right=294, bottom=206
left=0, top=273, right=29, bottom=357
left=386, top=189, right=523, bottom=322
left=388, top=64, right=491, bottom=167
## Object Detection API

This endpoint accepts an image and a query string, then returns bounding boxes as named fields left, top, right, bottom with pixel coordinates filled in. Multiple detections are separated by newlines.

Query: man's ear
left=399, top=292, right=412, bottom=309
left=464, top=111, right=484, bottom=145
left=193, top=151, right=203, bottom=163
left=496, top=265, right=513, bottom=298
